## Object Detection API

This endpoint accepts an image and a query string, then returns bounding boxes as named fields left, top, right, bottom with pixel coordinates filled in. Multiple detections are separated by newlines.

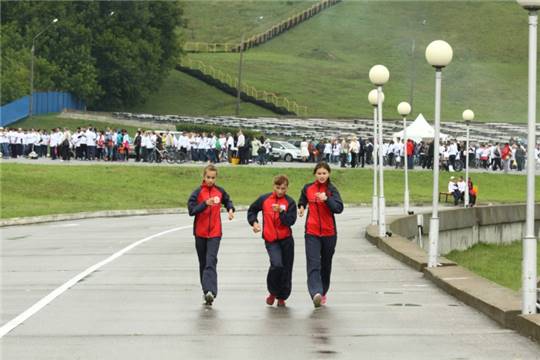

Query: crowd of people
left=1, top=126, right=538, bottom=173
left=299, top=137, right=538, bottom=174
left=0, top=126, right=273, bottom=164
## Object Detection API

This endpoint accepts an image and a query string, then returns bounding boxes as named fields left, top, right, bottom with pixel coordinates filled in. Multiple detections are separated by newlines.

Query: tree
left=0, top=1, right=184, bottom=109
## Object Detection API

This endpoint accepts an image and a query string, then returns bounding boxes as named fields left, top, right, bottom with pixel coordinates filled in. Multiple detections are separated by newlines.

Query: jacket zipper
left=207, top=187, right=212, bottom=237
left=316, top=183, right=322, bottom=235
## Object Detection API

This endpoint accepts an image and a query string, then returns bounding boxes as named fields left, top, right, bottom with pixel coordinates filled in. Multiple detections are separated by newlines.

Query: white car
left=268, top=141, right=301, bottom=162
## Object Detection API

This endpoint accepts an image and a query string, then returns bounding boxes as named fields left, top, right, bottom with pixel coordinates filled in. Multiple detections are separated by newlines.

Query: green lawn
left=122, top=69, right=274, bottom=116
left=183, top=0, right=319, bottom=44
left=446, top=241, right=540, bottom=291
left=1, top=163, right=538, bottom=218
left=179, top=1, right=536, bottom=122
left=12, top=114, right=143, bottom=134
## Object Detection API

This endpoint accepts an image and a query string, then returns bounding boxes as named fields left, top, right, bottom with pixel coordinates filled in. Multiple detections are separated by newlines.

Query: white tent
left=392, top=113, right=449, bottom=142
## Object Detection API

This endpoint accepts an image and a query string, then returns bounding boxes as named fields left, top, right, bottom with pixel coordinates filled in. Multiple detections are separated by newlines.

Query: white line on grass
left=0, top=224, right=192, bottom=338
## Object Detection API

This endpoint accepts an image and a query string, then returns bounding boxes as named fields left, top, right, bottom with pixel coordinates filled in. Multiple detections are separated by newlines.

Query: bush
left=175, top=123, right=262, bottom=138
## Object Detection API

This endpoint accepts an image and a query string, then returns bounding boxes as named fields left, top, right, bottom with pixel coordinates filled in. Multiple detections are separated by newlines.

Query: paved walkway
left=1, top=208, right=538, bottom=359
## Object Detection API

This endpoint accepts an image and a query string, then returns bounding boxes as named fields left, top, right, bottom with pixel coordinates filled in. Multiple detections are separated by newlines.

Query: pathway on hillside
left=1, top=208, right=538, bottom=359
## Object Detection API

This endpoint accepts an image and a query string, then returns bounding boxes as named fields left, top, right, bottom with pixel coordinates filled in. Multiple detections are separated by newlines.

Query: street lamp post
left=425, top=40, right=453, bottom=268
left=517, top=0, right=539, bottom=315
left=462, top=110, right=474, bottom=207
left=29, top=18, right=58, bottom=117
left=369, top=65, right=390, bottom=237
left=368, top=89, right=385, bottom=225
left=236, top=16, right=264, bottom=117
left=235, top=33, right=245, bottom=116
left=398, top=101, right=412, bottom=214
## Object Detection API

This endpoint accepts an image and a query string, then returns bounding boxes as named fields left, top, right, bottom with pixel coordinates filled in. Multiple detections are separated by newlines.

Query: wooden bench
left=439, top=192, right=453, bottom=203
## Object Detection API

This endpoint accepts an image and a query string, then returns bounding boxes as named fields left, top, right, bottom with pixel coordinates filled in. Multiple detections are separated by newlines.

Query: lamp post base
left=378, top=195, right=386, bottom=237
left=428, top=216, right=439, bottom=267
left=371, top=195, right=378, bottom=225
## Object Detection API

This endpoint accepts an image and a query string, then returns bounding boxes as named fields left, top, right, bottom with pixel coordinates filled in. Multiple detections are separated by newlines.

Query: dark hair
left=273, top=174, right=289, bottom=186
left=313, top=161, right=331, bottom=174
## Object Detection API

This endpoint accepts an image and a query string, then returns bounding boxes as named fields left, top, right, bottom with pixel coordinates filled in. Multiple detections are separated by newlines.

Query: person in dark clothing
left=134, top=131, right=142, bottom=162
left=188, top=164, right=235, bottom=306
left=426, top=140, right=435, bottom=169
left=359, top=138, right=366, bottom=168
left=247, top=175, right=297, bottom=307
left=298, top=162, right=344, bottom=308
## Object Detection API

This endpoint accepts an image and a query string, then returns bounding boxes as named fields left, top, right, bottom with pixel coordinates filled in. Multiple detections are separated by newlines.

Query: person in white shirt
left=237, top=130, right=246, bottom=164
left=349, top=137, right=360, bottom=168
left=50, top=128, right=61, bottom=160
left=226, top=132, right=235, bottom=162
left=86, top=128, right=97, bottom=160
left=323, top=140, right=332, bottom=162
left=331, top=139, right=341, bottom=164
left=448, top=141, right=458, bottom=171
left=447, top=176, right=461, bottom=206
left=148, top=131, right=157, bottom=162
left=141, top=131, right=150, bottom=162
left=0, top=128, right=9, bottom=158
left=457, top=176, right=467, bottom=204
left=218, top=134, right=227, bottom=162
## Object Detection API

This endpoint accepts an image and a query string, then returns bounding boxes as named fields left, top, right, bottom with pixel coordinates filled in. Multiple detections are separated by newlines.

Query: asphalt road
left=1, top=208, right=539, bottom=359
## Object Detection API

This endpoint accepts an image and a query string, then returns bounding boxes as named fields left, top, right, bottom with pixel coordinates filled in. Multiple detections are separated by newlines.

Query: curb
left=365, top=214, right=539, bottom=342
left=0, top=206, right=250, bottom=227
left=0, top=204, right=364, bottom=227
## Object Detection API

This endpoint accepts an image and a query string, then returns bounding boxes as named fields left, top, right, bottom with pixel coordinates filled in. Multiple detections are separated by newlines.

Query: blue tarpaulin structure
left=0, top=92, right=86, bottom=127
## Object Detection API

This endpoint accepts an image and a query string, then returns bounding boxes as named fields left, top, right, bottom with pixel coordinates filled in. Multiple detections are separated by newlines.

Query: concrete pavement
left=1, top=208, right=539, bottom=359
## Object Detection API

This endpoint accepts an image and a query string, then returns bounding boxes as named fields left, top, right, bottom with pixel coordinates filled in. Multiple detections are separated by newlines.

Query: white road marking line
left=49, top=223, right=80, bottom=228
left=0, top=225, right=192, bottom=338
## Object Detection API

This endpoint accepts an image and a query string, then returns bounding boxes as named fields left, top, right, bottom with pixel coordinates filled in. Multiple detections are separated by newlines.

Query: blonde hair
left=203, top=164, right=218, bottom=176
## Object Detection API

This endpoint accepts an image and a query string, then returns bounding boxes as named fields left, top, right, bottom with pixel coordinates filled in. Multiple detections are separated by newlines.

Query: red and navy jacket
left=298, top=180, right=343, bottom=237
left=188, top=183, right=235, bottom=239
left=247, top=192, right=297, bottom=243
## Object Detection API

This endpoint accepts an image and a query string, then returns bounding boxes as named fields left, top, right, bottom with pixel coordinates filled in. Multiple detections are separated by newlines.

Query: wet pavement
left=1, top=208, right=539, bottom=359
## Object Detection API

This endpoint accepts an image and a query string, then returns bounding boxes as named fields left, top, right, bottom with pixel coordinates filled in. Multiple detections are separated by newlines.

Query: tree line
left=1, top=1, right=185, bottom=109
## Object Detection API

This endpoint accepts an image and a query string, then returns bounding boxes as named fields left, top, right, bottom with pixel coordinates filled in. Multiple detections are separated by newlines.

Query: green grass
left=12, top=114, right=144, bottom=134
left=175, top=1, right=537, bottom=122
left=122, top=69, right=275, bottom=116
left=183, top=0, right=319, bottom=43
left=1, top=163, right=538, bottom=218
left=446, top=242, right=540, bottom=291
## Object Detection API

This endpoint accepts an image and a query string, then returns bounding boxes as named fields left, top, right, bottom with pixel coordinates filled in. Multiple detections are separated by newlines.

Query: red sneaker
left=321, top=295, right=327, bottom=305
left=277, top=299, right=286, bottom=307
left=266, top=294, right=276, bottom=305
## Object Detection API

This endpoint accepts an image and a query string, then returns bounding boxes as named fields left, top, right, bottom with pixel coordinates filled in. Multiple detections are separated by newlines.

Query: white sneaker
left=313, top=293, right=322, bottom=308
left=204, top=291, right=214, bottom=306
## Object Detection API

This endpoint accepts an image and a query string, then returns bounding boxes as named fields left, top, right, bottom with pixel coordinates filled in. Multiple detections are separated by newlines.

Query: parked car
left=268, top=141, right=301, bottom=162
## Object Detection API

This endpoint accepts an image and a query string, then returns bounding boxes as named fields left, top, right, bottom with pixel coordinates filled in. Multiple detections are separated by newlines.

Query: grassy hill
left=173, top=0, right=535, bottom=123
left=182, top=0, right=318, bottom=44
left=123, top=69, right=275, bottom=116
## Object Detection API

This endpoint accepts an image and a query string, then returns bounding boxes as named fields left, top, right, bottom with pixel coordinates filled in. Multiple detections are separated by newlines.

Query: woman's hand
left=298, top=206, right=305, bottom=217
left=252, top=223, right=261, bottom=233
left=228, top=209, right=234, bottom=220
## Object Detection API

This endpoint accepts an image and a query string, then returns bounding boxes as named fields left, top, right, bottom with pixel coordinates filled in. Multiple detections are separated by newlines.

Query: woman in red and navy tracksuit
left=247, top=175, right=297, bottom=307
left=188, top=165, right=235, bottom=306
left=298, top=162, right=343, bottom=307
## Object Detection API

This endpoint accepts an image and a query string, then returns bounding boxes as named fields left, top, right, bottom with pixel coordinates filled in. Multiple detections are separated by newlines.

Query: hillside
left=122, top=69, right=275, bottom=116
left=177, top=0, right=535, bottom=123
